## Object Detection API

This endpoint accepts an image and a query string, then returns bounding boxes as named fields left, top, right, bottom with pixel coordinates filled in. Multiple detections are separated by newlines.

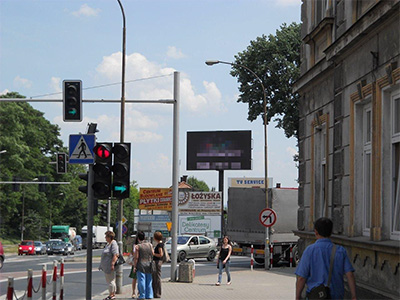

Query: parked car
left=18, top=240, right=35, bottom=255
left=66, top=242, right=74, bottom=255
left=0, top=241, right=4, bottom=269
left=34, top=241, right=46, bottom=255
left=165, top=235, right=218, bottom=262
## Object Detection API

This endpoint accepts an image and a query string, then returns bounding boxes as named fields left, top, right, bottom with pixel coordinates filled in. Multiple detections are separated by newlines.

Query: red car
left=18, top=240, right=35, bottom=255
left=0, top=241, right=4, bottom=269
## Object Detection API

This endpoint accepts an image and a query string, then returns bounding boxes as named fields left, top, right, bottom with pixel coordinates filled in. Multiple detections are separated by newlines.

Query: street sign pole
left=86, top=164, right=94, bottom=300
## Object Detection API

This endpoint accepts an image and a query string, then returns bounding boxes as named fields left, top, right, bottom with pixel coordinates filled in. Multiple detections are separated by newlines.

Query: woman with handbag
left=152, top=231, right=164, bottom=298
left=99, top=231, right=119, bottom=300
left=215, top=235, right=232, bottom=286
left=133, top=231, right=154, bottom=299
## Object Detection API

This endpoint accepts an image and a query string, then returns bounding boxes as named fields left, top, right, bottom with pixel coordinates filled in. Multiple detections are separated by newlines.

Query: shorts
left=129, top=266, right=137, bottom=279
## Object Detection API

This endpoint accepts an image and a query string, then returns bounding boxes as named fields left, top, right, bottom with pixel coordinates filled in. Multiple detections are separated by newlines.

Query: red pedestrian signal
left=92, top=143, right=112, bottom=199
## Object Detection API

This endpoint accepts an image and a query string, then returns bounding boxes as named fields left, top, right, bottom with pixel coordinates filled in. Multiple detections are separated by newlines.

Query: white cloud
left=166, top=46, right=185, bottom=59
left=275, top=0, right=301, bottom=7
left=96, top=51, right=225, bottom=114
left=50, top=77, right=61, bottom=94
left=13, top=76, right=32, bottom=89
left=286, top=146, right=298, bottom=156
left=0, top=89, right=10, bottom=95
left=72, top=4, right=100, bottom=17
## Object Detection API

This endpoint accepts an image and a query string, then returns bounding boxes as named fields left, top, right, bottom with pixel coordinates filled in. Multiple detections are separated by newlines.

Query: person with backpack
left=295, top=217, right=357, bottom=300
left=152, top=231, right=164, bottom=298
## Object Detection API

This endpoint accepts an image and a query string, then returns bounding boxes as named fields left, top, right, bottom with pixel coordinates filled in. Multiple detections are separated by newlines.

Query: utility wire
left=29, top=73, right=173, bottom=99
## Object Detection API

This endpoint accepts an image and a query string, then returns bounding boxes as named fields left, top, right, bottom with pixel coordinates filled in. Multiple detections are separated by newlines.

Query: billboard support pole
left=218, top=170, right=224, bottom=238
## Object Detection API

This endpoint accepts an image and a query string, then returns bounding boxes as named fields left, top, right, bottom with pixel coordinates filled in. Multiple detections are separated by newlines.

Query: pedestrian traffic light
left=56, top=153, right=67, bottom=174
left=78, top=172, right=89, bottom=195
left=63, top=80, right=82, bottom=122
left=38, top=176, right=47, bottom=193
left=92, top=143, right=112, bottom=199
left=98, top=201, right=108, bottom=222
left=112, top=143, right=131, bottom=199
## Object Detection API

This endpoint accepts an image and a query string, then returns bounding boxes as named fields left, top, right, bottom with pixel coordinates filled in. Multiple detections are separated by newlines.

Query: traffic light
left=112, top=143, right=131, bottom=199
left=63, top=80, right=82, bottom=122
left=78, top=172, right=89, bottom=195
left=38, top=176, right=47, bottom=193
left=56, top=153, right=67, bottom=174
left=92, top=143, right=112, bottom=199
left=12, top=176, right=20, bottom=192
left=98, top=201, right=108, bottom=222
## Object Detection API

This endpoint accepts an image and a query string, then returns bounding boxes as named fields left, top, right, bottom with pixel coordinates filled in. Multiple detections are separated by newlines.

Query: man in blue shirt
left=295, top=217, right=357, bottom=299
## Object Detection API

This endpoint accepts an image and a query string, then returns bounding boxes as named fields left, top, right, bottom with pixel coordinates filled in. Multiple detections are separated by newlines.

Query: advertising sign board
left=178, top=191, right=222, bottom=215
left=178, top=215, right=221, bottom=238
left=139, top=188, right=172, bottom=210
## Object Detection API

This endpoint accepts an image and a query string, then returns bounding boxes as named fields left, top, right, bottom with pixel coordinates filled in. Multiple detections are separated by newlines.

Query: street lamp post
left=116, top=0, right=127, bottom=293
left=205, top=60, right=270, bottom=270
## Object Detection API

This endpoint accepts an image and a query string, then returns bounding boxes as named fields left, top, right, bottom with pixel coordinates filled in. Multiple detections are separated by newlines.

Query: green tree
left=0, top=93, right=87, bottom=240
left=231, top=22, right=301, bottom=139
left=187, top=176, right=210, bottom=191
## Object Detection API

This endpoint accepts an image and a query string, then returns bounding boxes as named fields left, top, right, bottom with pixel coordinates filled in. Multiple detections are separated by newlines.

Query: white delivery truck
left=81, top=225, right=111, bottom=249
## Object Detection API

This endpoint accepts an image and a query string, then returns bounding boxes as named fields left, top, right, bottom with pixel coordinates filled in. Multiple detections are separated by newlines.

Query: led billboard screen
left=186, top=130, right=252, bottom=170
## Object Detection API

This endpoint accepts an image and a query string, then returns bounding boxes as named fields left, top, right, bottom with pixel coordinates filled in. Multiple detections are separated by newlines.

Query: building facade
left=293, top=0, right=400, bottom=298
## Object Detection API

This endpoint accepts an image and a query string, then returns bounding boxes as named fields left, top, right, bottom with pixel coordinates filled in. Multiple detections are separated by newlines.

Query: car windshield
left=34, top=242, right=41, bottom=246
left=166, top=236, right=190, bottom=245
left=51, top=241, right=64, bottom=246
left=21, top=241, right=33, bottom=246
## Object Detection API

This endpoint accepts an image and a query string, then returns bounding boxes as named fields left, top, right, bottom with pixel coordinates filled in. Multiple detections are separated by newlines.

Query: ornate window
left=391, top=93, right=400, bottom=239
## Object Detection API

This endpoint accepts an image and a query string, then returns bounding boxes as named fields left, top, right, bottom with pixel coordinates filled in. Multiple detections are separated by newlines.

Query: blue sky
left=0, top=0, right=301, bottom=195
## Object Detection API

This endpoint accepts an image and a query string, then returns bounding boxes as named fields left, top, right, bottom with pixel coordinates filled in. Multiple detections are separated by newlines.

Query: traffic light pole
left=86, top=164, right=95, bottom=300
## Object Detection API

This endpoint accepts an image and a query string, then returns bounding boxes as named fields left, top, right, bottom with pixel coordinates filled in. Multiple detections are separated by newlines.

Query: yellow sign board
left=166, top=222, right=172, bottom=231
left=139, top=188, right=172, bottom=210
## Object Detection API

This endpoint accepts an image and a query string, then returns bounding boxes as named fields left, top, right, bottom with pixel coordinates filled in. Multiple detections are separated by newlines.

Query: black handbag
left=307, top=245, right=337, bottom=300
left=114, top=242, right=125, bottom=267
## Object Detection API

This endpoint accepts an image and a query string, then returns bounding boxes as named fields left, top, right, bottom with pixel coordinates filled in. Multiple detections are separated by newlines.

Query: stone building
left=293, top=0, right=399, bottom=298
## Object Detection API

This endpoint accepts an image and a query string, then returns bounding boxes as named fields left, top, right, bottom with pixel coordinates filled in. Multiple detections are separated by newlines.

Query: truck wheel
left=207, top=250, right=216, bottom=261
left=178, top=251, right=186, bottom=262
left=254, top=257, right=265, bottom=265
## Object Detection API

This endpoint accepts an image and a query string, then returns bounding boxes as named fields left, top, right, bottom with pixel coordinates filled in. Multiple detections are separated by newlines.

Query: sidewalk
left=92, top=268, right=296, bottom=300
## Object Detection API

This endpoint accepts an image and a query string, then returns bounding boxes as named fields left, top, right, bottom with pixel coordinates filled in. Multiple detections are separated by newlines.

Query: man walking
left=295, top=217, right=357, bottom=299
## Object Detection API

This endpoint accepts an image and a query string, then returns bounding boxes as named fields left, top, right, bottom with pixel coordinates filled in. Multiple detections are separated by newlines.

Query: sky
left=0, top=0, right=301, bottom=199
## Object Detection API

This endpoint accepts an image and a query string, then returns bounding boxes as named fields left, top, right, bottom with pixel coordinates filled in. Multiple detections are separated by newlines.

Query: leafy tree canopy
left=231, top=22, right=301, bottom=139
left=187, top=176, right=210, bottom=192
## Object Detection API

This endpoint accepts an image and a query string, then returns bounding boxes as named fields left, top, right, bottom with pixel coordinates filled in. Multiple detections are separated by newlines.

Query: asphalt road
left=0, top=251, right=257, bottom=299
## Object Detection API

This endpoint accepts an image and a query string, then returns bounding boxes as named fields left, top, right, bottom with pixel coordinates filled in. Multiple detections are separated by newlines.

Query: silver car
left=34, top=241, right=46, bottom=255
left=165, top=235, right=218, bottom=262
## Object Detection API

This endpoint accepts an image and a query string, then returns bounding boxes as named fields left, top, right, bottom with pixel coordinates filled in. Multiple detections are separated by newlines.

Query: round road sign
left=259, top=208, right=277, bottom=228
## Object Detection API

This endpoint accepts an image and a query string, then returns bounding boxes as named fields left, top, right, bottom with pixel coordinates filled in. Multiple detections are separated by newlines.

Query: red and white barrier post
left=60, top=258, right=65, bottom=300
left=27, top=269, right=33, bottom=300
left=52, top=260, right=57, bottom=300
left=7, top=277, right=14, bottom=300
left=290, top=243, right=293, bottom=268
left=250, top=245, right=254, bottom=271
left=42, top=264, right=47, bottom=300
left=270, top=244, right=274, bottom=269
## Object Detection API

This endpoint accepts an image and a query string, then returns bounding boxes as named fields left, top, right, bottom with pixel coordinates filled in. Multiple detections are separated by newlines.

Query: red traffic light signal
left=92, top=143, right=112, bottom=199
left=56, top=153, right=67, bottom=174
left=94, top=144, right=111, bottom=159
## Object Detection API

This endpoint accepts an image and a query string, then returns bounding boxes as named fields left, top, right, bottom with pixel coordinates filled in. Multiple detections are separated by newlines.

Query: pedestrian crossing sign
left=69, top=134, right=95, bottom=164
